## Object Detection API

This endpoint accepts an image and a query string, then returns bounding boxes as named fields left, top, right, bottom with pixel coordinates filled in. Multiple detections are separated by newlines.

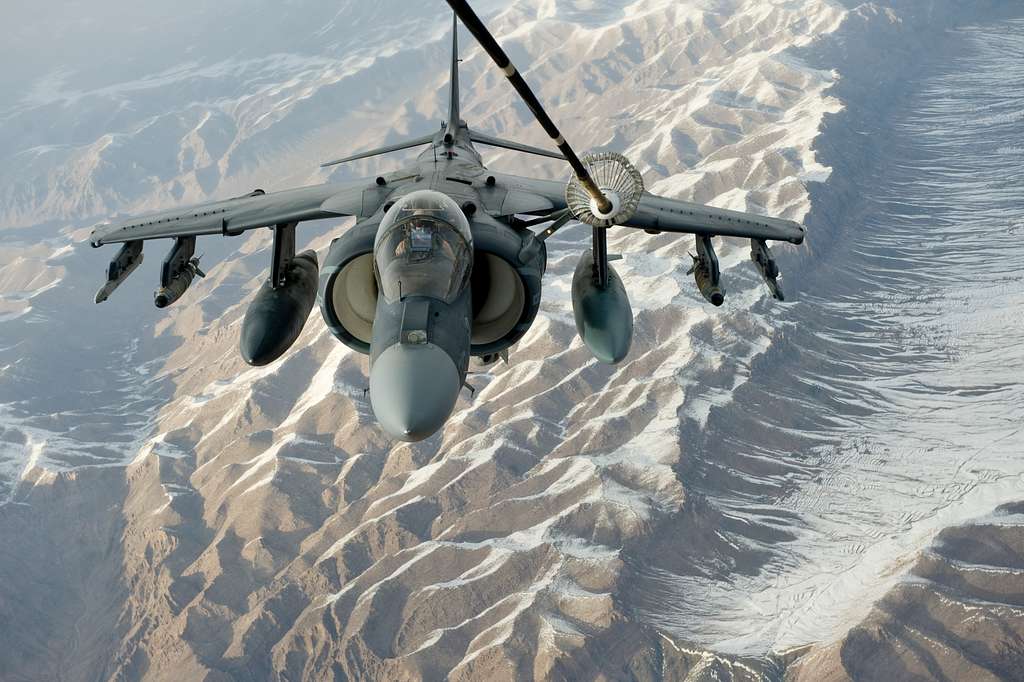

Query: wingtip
left=790, top=221, right=807, bottom=245
left=88, top=221, right=118, bottom=247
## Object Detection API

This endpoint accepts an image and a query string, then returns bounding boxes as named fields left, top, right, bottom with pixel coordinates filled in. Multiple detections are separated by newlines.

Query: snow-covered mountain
left=1, top=0, right=1022, bottom=679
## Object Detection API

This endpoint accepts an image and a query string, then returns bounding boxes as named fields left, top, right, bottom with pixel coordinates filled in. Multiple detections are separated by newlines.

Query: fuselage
left=319, top=123, right=549, bottom=441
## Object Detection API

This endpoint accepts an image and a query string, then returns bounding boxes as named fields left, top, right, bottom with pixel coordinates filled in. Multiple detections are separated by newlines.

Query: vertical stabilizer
left=447, top=13, right=461, bottom=134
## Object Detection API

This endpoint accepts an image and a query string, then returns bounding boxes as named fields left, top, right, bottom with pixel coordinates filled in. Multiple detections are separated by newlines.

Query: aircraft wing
left=90, top=178, right=383, bottom=247
left=489, top=172, right=805, bottom=244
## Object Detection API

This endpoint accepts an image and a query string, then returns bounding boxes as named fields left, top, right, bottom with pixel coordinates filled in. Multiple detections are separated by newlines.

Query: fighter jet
left=89, top=1, right=804, bottom=442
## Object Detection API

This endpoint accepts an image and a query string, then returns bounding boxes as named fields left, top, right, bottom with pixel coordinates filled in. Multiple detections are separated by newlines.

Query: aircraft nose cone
left=369, top=343, right=461, bottom=442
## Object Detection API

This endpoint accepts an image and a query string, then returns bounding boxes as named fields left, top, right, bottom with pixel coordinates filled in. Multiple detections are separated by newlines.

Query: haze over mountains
left=1, top=1, right=1022, bottom=680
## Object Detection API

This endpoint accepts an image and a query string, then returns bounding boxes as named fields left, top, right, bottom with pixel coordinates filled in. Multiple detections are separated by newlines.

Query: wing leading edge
left=628, top=193, right=805, bottom=244
left=89, top=178, right=380, bottom=247
left=489, top=172, right=805, bottom=244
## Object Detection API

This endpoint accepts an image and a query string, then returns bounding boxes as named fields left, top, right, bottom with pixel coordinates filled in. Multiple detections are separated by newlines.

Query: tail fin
left=320, top=15, right=463, bottom=169
left=447, top=13, right=461, bottom=134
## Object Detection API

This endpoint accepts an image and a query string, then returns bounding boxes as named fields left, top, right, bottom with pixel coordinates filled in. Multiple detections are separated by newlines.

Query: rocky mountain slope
left=789, top=503, right=1024, bottom=681
left=1, top=1, right=1022, bottom=680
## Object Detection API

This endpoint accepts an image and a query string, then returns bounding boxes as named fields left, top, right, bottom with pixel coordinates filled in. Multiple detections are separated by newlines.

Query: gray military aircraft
left=89, top=1, right=804, bottom=442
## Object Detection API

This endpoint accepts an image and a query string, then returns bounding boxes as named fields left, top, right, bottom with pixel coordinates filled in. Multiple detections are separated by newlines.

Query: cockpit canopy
left=374, top=190, right=473, bottom=304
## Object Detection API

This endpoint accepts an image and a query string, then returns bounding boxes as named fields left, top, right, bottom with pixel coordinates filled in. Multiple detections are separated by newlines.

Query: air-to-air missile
left=571, top=249, right=633, bottom=365
left=240, top=250, right=319, bottom=366
left=689, top=235, right=725, bottom=306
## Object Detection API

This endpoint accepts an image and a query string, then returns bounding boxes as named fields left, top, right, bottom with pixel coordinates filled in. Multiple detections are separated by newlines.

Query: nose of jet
left=369, top=342, right=461, bottom=442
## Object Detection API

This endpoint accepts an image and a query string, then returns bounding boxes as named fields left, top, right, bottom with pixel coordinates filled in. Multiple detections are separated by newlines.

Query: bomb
left=95, top=240, right=144, bottom=304
left=750, top=238, right=784, bottom=301
left=154, top=236, right=204, bottom=308
left=690, top=235, right=725, bottom=306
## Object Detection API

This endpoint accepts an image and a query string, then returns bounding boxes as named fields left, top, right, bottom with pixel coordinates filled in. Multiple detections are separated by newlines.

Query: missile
left=571, top=250, right=633, bottom=364
left=240, top=250, right=319, bottom=366
left=750, top=238, right=784, bottom=301
left=689, top=235, right=725, bottom=306
left=95, top=240, right=143, bottom=303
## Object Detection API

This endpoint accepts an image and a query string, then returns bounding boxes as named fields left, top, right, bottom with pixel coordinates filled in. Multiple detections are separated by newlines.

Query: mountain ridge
left=1, top=1, right=1022, bottom=680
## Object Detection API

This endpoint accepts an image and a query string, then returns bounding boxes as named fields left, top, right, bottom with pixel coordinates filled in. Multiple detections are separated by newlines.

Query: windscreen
left=375, top=215, right=471, bottom=303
